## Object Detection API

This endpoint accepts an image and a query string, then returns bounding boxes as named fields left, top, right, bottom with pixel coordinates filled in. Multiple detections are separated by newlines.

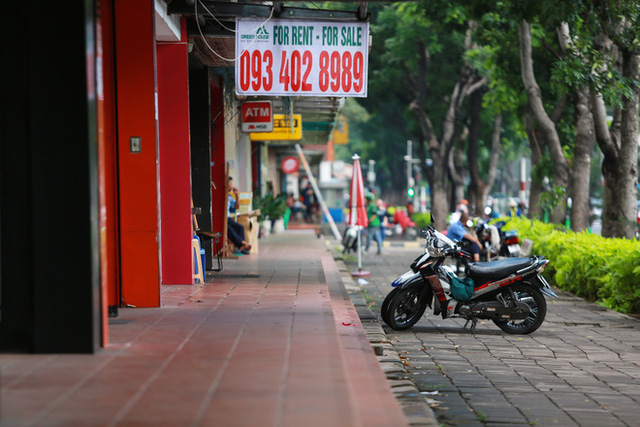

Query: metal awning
left=168, top=0, right=368, bottom=145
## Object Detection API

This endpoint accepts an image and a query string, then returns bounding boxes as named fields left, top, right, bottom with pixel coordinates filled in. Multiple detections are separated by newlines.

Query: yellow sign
left=333, top=115, right=349, bottom=144
left=250, top=114, right=302, bottom=141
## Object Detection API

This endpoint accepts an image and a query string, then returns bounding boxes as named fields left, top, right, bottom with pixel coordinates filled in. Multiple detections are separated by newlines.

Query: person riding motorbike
left=447, top=211, right=481, bottom=262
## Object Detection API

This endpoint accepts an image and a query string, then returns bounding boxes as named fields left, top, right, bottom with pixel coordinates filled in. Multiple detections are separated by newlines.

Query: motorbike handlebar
left=455, top=248, right=471, bottom=259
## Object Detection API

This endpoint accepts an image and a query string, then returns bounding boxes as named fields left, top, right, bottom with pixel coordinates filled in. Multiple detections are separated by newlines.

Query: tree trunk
left=519, top=20, right=570, bottom=223
left=448, top=127, right=467, bottom=211
left=555, top=23, right=596, bottom=231
left=570, top=87, right=596, bottom=231
left=409, top=20, right=486, bottom=230
left=468, top=89, right=483, bottom=213
left=410, top=102, right=449, bottom=231
left=615, top=48, right=639, bottom=238
left=524, top=109, right=544, bottom=220
left=592, top=48, right=639, bottom=238
left=601, top=156, right=624, bottom=236
left=592, top=91, right=621, bottom=237
left=479, top=113, right=503, bottom=214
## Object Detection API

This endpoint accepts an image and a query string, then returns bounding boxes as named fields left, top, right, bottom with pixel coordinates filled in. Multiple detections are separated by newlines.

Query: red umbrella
left=348, top=154, right=370, bottom=277
left=347, top=154, right=369, bottom=228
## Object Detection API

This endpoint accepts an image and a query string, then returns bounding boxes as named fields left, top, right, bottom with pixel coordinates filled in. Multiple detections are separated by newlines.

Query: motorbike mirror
left=430, top=213, right=435, bottom=225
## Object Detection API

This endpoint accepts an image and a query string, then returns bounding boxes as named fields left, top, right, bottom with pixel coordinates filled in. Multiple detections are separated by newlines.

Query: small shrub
left=412, top=212, right=432, bottom=230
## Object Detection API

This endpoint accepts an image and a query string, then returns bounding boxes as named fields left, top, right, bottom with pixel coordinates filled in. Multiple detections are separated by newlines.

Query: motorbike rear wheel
left=380, top=287, right=400, bottom=325
left=492, top=284, right=546, bottom=334
left=385, top=286, right=427, bottom=330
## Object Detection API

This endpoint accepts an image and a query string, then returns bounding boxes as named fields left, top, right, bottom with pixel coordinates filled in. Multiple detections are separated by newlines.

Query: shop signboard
left=332, top=115, right=349, bottom=144
left=281, top=156, right=300, bottom=174
left=250, top=114, right=302, bottom=141
left=241, top=101, right=273, bottom=132
left=236, top=18, right=369, bottom=97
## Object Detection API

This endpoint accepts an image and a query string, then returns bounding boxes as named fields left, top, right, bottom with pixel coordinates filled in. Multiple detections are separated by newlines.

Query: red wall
left=157, top=26, right=193, bottom=285
left=97, top=0, right=119, bottom=344
left=114, top=0, right=160, bottom=307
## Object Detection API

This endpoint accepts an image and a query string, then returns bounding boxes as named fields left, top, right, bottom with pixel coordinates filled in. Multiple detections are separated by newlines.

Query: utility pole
left=520, top=157, right=527, bottom=208
left=404, top=140, right=417, bottom=202
left=406, top=140, right=412, bottom=198
left=367, top=159, right=376, bottom=190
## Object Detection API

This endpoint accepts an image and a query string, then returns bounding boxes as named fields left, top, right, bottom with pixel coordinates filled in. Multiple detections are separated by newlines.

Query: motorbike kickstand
left=463, top=318, right=478, bottom=333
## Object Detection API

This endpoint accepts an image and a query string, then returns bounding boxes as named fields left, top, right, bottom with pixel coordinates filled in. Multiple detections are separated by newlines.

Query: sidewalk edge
left=328, top=250, right=439, bottom=427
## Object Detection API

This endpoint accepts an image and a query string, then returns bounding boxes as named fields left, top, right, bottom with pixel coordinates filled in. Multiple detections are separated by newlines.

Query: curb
left=382, top=240, right=422, bottom=249
left=332, top=253, right=439, bottom=427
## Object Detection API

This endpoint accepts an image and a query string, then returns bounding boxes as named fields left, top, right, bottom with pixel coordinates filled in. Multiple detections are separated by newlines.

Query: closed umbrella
left=348, top=154, right=370, bottom=277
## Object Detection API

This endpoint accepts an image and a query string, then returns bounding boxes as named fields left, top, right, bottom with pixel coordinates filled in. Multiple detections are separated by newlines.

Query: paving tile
left=0, top=231, right=408, bottom=426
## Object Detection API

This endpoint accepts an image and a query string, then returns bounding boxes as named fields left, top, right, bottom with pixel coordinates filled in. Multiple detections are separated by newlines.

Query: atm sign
left=241, top=101, right=273, bottom=132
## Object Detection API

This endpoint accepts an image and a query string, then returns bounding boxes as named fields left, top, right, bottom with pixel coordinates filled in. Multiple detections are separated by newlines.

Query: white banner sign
left=235, top=18, right=369, bottom=97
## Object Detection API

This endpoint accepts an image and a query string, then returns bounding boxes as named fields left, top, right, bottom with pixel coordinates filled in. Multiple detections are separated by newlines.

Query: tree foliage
left=337, top=0, right=638, bottom=238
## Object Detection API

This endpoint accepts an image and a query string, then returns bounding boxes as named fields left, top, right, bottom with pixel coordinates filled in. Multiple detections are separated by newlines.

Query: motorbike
left=384, top=208, right=419, bottom=240
left=342, top=226, right=361, bottom=254
left=500, top=227, right=521, bottom=257
left=476, top=219, right=521, bottom=259
left=380, top=224, right=556, bottom=334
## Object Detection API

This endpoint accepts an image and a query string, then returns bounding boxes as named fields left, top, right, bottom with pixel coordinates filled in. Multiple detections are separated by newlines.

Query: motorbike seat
left=467, top=257, right=535, bottom=282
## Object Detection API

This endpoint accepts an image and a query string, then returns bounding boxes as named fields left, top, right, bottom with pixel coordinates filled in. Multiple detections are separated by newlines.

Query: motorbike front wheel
left=385, top=287, right=427, bottom=330
left=492, top=284, right=546, bottom=334
left=380, top=287, right=400, bottom=325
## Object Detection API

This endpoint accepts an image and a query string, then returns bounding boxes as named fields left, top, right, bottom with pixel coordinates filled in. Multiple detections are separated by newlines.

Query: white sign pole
left=357, top=226, right=363, bottom=271
left=295, top=144, right=341, bottom=240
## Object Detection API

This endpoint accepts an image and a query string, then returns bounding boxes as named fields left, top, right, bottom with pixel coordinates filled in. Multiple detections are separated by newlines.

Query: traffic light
left=407, top=187, right=415, bottom=198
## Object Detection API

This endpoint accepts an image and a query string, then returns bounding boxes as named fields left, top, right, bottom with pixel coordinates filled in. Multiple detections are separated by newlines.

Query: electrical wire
left=224, top=107, right=241, bottom=126
left=194, top=0, right=275, bottom=63
left=199, top=0, right=274, bottom=34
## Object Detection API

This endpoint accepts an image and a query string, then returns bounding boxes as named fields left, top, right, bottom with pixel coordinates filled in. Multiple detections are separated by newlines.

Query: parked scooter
left=386, top=208, right=419, bottom=240
left=342, top=226, right=360, bottom=254
left=493, top=220, right=521, bottom=257
left=381, top=222, right=556, bottom=334
left=474, top=219, right=521, bottom=259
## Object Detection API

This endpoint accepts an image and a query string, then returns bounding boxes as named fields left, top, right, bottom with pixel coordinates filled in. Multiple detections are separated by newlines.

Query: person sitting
left=447, top=211, right=480, bottom=262
left=227, top=178, right=251, bottom=255
left=450, top=199, right=469, bottom=224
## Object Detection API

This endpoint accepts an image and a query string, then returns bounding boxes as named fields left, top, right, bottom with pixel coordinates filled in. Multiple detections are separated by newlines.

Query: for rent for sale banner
left=235, top=18, right=369, bottom=97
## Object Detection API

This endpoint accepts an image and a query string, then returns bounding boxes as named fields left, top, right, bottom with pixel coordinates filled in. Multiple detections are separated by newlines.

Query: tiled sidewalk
left=0, top=230, right=408, bottom=426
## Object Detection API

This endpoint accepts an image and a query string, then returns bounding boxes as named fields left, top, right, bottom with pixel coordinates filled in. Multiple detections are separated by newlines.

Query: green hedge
left=501, top=217, right=640, bottom=314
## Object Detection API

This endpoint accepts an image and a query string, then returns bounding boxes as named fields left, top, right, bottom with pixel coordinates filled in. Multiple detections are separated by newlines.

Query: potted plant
left=254, top=193, right=288, bottom=235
